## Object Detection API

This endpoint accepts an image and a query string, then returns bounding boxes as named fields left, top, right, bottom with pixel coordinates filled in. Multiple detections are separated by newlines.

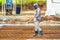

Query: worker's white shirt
left=34, top=8, right=41, bottom=22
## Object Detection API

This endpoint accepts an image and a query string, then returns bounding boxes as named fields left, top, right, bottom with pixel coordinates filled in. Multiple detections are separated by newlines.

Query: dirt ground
left=0, top=16, right=60, bottom=24
left=0, top=26, right=60, bottom=40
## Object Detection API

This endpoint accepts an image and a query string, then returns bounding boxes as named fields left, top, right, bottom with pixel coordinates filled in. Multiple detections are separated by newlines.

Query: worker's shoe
left=33, top=31, right=38, bottom=36
left=40, top=31, right=44, bottom=36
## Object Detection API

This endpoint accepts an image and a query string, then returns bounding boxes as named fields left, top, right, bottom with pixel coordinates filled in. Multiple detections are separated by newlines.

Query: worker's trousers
left=34, top=18, right=42, bottom=31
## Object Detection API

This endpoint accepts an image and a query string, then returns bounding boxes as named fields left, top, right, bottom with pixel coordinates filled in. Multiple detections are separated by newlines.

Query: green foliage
left=0, top=0, right=2, bottom=4
left=0, top=0, right=46, bottom=4
left=17, top=0, right=46, bottom=4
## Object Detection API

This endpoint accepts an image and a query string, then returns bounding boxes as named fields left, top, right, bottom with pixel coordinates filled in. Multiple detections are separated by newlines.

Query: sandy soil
left=0, top=26, right=60, bottom=40
left=0, top=16, right=60, bottom=24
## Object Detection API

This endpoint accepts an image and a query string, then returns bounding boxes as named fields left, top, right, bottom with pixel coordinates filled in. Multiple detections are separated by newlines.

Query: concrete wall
left=45, top=0, right=60, bottom=16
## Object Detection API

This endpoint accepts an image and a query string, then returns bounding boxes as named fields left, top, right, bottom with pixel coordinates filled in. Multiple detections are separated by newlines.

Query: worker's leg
left=6, top=9, right=9, bottom=15
left=35, top=21, right=44, bottom=36
left=34, top=21, right=38, bottom=36
left=35, top=21, right=42, bottom=31
left=36, top=21, right=42, bottom=31
left=9, top=9, right=12, bottom=15
left=37, top=21, right=44, bottom=36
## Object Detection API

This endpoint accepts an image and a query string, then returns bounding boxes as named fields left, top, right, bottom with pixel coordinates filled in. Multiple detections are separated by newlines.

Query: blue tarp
left=16, top=6, right=21, bottom=14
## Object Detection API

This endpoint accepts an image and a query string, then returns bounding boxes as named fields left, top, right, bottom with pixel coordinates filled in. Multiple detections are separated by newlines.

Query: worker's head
left=33, top=3, right=38, bottom=9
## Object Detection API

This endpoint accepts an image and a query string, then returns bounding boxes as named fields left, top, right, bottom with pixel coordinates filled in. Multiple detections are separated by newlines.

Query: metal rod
left=21, top=0, right=22, bottom=14
left=2, top=0, right=4, bottom=16
left=13, top=0, right=16, bottom=15
left=4, top=0, right=6, bottom=16
left=15, top=0, right=16, bottom=15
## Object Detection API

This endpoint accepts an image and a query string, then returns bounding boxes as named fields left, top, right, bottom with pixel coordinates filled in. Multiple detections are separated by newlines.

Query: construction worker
left=33, top=3, right=44, bottom=36
left=6, top=0, right=12, bottom=15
